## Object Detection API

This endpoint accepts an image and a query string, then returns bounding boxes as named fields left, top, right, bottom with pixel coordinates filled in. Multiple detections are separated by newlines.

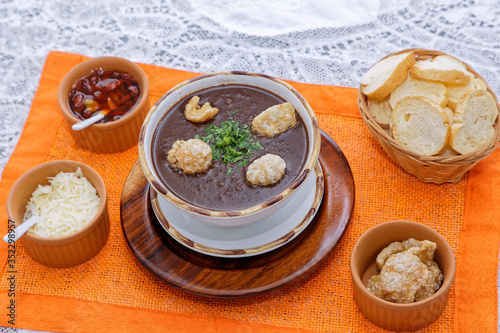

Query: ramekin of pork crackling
left=350, top=220, right=455, bottom=332
left=358, top=49, right=500, bottom=184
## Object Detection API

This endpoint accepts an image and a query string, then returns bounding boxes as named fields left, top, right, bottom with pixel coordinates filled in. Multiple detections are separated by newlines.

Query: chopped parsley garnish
left=195, top=120, right=263, bottom=174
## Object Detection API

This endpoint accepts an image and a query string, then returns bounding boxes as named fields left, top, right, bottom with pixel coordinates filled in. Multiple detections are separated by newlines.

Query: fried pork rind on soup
left=368, top=238, right=442, bottom=303
left=252, top=102, right=297, bottom=137
left=184, top=95, right=219, bottom=123
left=167, top=139, right=212, bottom=174
left=246, top=154, right=286, bottom=186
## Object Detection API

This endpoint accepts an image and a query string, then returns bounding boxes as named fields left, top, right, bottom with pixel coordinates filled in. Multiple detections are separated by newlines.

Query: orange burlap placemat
left=0, top=51, right=499, bottom=332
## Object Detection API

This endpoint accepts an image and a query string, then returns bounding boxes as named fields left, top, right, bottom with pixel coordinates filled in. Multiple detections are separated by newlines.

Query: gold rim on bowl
left=138, top=71, right=321, bottom=220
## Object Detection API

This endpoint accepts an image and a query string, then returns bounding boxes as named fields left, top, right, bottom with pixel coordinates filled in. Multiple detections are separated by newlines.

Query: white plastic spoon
left=72, top=111, right=107, bottom=131
left=3, top=216, right=39, bottom=243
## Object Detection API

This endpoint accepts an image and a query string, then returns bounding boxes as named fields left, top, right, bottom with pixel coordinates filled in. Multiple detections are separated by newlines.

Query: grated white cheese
left=23, top=167, right=101, bottom=238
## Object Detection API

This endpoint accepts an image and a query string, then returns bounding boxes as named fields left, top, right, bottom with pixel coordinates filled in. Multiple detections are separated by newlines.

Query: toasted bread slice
left=361, top=51, right=416, bottom=101
left=450, top=90, right=498, bottom=154
left=410, top=55, right=473, bottom=84
left=392, top=96, right=450, bottom=156
left=445, top=77, right=487, bottom=110
left=443, top=106, right=454, bottom=125
left=441, top=107, right=458, bottom=156
left=389, top=75, right=448, bottom=109
left=367, top=96, right=392, bottom=129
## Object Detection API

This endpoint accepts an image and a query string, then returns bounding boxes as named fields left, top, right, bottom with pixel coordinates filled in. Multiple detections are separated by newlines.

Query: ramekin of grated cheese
left=6, top=160, right=110, bottom=268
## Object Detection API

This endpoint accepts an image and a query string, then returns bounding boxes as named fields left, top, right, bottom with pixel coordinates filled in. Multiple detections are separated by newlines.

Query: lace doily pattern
left=1, top=0, right=499, bottom=177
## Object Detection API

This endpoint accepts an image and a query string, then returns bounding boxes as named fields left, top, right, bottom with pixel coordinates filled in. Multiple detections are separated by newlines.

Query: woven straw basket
left=358, top=49, right=500, bottom=184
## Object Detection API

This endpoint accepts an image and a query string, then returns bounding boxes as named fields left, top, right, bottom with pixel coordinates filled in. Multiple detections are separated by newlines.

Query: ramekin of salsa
left=58, top=56, right=150, bottom=153
left=69, top=69, right=141, bottom=123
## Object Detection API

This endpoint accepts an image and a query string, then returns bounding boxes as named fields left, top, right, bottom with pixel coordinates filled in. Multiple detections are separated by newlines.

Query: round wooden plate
left=120, top=131, right=355, bottom=298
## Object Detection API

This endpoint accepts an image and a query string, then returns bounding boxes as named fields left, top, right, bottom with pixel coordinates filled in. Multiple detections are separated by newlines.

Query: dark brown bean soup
left=152, top=84, right=308, bottom=211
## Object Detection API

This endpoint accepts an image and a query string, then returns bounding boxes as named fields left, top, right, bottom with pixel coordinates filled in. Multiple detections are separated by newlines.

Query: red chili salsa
left=68, top=69, right=141, bottom=123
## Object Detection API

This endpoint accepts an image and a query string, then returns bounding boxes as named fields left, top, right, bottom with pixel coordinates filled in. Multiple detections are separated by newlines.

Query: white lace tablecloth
left=1, top=0, right=499, bottom=332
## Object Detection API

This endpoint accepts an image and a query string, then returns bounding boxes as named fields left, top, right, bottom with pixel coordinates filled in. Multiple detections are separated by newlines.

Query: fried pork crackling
left=246, top=153, right=286, bottom=186
left=167, top=139, right=212, bottom=174
left=184, top=95, right=219, bottom=123
left=368, top=238, right=443, bottom=303
left=252, top=102, right=297, bottom=137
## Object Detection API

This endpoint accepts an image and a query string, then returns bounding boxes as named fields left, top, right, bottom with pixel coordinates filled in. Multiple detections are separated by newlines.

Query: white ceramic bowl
left=138, top=71, right=321, bottom=227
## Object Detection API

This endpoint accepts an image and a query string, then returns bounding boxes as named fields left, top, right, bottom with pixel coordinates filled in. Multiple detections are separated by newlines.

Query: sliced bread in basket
left=359, top=49, right=500, bottom=183
left=392, top=96, right=450, bottom=156
left=451, top=90, right=498, bottom=154
left=367, top=96, right=392, bottom=129
left=411, top=55, right=473, bottom=85
left=361, top=51, right=416, bottom=101
left=446, top=77, right=487, bottom=110
left=389, top=75, right=448, bottom=109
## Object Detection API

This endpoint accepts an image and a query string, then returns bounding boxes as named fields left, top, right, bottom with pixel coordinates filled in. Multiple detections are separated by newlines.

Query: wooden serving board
left=120, top=131, right=355, bottom=298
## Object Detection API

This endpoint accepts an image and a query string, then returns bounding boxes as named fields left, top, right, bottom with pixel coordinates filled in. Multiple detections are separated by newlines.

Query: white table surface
left=1, top=0, right=499, bottom=332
